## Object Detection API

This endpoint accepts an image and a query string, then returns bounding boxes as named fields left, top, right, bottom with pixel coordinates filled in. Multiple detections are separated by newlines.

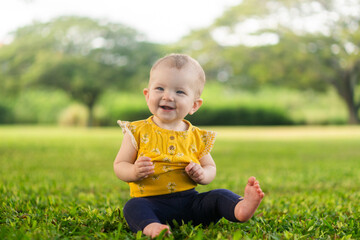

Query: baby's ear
left=143, top=88, right=149, bottom=100
left=189, top=98, right=203, bottom=115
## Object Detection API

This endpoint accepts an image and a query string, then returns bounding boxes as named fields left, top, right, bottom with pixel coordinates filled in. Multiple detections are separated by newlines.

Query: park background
left=0, top=0, right=359, bottom=126
left=1, top=0, right=360, bottom=239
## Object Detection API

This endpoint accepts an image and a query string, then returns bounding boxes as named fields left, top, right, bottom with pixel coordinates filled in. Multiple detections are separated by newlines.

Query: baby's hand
left=134, top=156, right=154, bottom=181
left=185, top=161, right=205, bottom=184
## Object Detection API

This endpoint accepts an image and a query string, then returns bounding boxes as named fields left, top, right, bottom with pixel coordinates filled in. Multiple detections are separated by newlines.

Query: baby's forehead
left=153, top=55, right=194, bottom=69
left=150, top=65, right=201, bottom=85
left=152, top=62, right=203, bottom=80
left=150, top=66, right=204, bottom=97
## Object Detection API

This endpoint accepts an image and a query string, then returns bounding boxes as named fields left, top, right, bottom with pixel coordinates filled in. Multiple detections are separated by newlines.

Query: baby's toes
left=258, top=189, right=265, bottom=197
left=254, top=184, right=261, bottom=190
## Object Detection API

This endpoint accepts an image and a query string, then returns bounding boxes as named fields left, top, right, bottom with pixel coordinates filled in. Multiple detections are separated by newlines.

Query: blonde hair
left=150, top=54, right=206, bottom=97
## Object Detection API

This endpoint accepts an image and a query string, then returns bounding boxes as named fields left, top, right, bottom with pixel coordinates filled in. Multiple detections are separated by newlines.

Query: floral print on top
left=118, top=116, right=216, bottom=197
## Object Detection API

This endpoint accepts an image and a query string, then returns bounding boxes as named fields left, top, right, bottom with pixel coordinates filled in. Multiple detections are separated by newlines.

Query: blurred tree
left=0, top=16, right=162, bottom=126
left=176, top=0, right=360, bottom=124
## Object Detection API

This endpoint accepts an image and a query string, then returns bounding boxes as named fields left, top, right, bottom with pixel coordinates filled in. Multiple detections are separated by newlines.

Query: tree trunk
left=87, top=105, right=94, bottom=127
left=333, top=71, right=359, bottom=125
left=86, top=95, right=97, bottom=127
left=347, top=106, right=359, bottom=124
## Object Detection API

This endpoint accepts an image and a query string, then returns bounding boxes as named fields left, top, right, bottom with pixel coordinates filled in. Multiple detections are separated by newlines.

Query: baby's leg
left=234, top=176, right=264, bottom=222
left=189, top=189, right=243, bottom=225
left=123, top=198, right=171, bottom=238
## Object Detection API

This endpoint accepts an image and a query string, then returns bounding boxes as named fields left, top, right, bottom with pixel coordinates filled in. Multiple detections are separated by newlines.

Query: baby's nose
left=162, top=92, right=174, bottom=101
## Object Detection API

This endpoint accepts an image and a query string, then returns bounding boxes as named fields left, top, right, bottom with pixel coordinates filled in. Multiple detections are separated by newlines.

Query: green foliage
left=1, top=84, right=347, bottom=126
left=0, top=100, right=14, bottom=124
left=0, top=126, right=359, bottom=239
left=12, top=89, right=72, bottom=124
left=0, top=16, right=163, bottom=126
left=58, top=104, right=89, bottom=127
left=95, top=83, right=346, bottom=126
left=1, top=1, right=359, bottom=125
left=176, top=0, right=360, bottom=123
left=187, top=105, right=293, bottom=126
left=201, top=84, right=348, bottom=125
left=96, top=89, right=293, bottom=125
left=95, top=91, right=150, bottom=126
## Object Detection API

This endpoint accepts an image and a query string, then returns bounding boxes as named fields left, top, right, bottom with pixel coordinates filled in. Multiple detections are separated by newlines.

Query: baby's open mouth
left=160, top=106, right=175, bottom=110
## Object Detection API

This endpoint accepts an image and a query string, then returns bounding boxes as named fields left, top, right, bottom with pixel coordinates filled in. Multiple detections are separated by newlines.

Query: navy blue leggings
left=123, top=188, right=242, bottom=232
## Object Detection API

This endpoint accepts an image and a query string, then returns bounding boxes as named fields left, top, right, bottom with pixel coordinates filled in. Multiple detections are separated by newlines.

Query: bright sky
left=0, top=0, right=240, bottom=44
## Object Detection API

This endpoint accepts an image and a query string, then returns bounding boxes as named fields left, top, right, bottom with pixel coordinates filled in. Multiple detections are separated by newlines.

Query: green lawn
left=1, top=126, right=359, bottom=239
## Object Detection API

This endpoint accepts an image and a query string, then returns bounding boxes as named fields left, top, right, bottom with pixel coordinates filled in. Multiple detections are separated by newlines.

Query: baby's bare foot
left=143, top=223, right=171, bottom=238
left=234, top=176, right=264, bottom=222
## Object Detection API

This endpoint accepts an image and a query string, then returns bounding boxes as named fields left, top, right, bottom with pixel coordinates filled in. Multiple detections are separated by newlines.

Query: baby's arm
left=113, top=133, right=154, bottom=182
left=185, top=154, right=216, bottom=185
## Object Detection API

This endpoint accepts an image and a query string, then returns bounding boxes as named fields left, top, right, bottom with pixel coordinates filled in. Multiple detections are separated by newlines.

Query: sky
left=0, top=0, right=240, bottom=44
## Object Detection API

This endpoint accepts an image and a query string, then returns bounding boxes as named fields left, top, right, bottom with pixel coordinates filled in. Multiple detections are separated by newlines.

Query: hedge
left=108, top=105, right=293, bottom=126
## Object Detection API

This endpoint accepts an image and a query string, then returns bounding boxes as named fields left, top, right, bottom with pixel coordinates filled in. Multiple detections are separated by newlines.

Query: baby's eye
left=176, top=90, right=186, bottom=95
left=155, top=87, right=164, bottom=91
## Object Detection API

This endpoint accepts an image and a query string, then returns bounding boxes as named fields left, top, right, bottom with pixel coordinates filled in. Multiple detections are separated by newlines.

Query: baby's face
left=144, top=66, right=203, bottom=125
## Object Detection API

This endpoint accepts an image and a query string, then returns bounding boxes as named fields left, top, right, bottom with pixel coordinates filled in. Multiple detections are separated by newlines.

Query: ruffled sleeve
left=117, top=120, right=138, bottom=150
left=199, top=130, right=217, bottom=159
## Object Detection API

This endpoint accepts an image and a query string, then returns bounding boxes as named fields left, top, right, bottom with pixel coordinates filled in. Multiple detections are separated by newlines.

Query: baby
left=113, top=53, right=264, bottom=238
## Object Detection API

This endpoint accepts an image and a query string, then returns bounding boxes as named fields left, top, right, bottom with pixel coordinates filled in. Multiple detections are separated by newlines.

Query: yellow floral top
left=118, top=116, right=216, bottom=197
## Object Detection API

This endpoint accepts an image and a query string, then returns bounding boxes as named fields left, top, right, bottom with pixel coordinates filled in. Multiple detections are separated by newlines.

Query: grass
left=1, top=125, right=360, bottom=239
